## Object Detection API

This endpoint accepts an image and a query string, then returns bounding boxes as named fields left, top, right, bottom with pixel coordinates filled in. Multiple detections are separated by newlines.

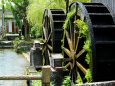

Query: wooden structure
left=30, top=40, right=43, bottom=70
left=41, top=1, right=115, bottom=84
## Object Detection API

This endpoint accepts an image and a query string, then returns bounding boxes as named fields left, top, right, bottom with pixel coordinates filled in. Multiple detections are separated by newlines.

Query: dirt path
left=0, top=49, right=29, bottom=86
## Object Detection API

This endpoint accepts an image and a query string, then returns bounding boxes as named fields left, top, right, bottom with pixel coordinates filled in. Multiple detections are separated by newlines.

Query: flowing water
left=0, top=49, right=29, bottom=86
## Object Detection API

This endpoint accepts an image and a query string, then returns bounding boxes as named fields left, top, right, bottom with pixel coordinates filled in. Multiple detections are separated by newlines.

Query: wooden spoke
left=76, top=61, right=87, bottom=75
left=69, top=20, right=73, bottom=45
left=41, top=39, right=46, bottom=43
left=62, top=47, right=71, bottom=58
left=43, top=27, right=47, bottom=40
left=75, top=49, right=85, bottom=59
left=75, top=33, right=81, bottom=52
left=73, top=25, right=76, bottom=50
left=42, top=46, right=46, bottom=55
left=47, top=31, right=52, bottom=42
left=65, top=62, right=72, bottom=69
left=66, top=31, right=73, bottom=51
left=63, top=58, right=72, bottom=62
left=47, top=44, right=53, bottom=51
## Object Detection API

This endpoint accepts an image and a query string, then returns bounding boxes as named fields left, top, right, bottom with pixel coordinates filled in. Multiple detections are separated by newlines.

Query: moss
left=63, top=11, right=75, bottom=30
left=75, top=19, right=89, bottom=36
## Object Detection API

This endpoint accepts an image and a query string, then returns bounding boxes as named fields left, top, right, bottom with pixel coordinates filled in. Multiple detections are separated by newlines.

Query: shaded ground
left=0, top=49, right=29, bottom=86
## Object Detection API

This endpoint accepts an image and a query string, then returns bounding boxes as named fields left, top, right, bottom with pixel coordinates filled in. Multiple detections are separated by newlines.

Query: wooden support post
left=42, top=66, right=51, bottom=86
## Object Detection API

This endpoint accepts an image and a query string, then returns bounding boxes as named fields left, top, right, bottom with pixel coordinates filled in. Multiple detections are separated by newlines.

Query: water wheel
left=62, top=2, right=115, bottom=83
left=42, top=9, right=66, bottom=65
left=42, top=2, right=115, bottom=84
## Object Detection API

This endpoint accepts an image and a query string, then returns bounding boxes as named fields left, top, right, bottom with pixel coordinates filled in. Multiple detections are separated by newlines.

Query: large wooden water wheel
left=62, top=2, right=90, bottom=83
left=62, top=2, right=115, bottom=83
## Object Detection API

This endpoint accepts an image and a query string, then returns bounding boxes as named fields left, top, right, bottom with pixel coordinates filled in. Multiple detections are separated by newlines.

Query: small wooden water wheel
left=42, top=9, right=66, bottom=65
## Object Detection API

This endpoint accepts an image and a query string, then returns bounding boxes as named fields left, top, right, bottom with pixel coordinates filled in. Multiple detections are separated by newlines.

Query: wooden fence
left=0, top=66, right=51, bottom=86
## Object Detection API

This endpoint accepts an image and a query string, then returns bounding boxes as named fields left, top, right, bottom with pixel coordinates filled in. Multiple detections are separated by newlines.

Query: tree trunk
left=23, top=19, right=30, bottom=40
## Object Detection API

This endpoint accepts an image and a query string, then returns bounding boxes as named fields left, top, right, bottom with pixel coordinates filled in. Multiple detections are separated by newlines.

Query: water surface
left=0, top=49, right=29, bottom=86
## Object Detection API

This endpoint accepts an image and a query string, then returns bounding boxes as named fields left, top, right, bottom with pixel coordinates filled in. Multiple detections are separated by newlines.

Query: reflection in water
left=0, top=49, right=29, bottom=86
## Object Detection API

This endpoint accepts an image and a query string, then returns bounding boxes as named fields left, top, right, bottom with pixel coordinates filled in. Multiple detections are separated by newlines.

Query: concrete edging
left=76, top=80, right=115, bottom=86
left=22, top=52, right=30, bottom=62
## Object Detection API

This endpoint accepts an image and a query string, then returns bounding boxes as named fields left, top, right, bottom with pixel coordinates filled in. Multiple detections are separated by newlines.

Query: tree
left=8, top=0, right=30, bottom=39
left=27, top=0, right=90, bottom=38
left=27, top=0, right=67, bottom=38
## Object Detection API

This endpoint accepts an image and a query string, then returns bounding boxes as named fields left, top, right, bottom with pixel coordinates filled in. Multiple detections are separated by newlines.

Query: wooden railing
left=0, top=66, right=51, bottom=86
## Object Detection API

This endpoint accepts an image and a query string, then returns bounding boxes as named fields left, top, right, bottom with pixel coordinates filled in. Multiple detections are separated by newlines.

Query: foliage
left=62, top=76, right=71, bottom=86
left=13, top=37, right=24, bottom=53
left=32, top=71, right=53, bottom=86
left=0, top=0, right=30, bottom=34
left=27, top=0, right=65, bottom=26
left=13, top=37, right=32, bottom=53
left=84, top=39, right=91, bottom=65
left=32, top=80, right=41, bottom=86
left=74, top=0, right=91, bottom=3
left=5, top=0, right=30, bottom=39
left=10, top=5, right=22, bottom=29
left=76, top=72, right=83, bottom=84
left=32, top=80, right=53, bottom=86
left=75, top=19, right=88, bottom=36
left=76, top=19, right=92, bottom=82
left=27, top=0, right=91, bottom=38
left=27, top=0, right=66, bottom=38
left=13, top=37, right=22, bottom=48
left=0, top=0, right=11, bottom=10
left=75, top=19, right=92, bottom=65
left=63, top=11, right=75, bottom=30
left=32, top=71, right=42, bottom=86
left=85, top=69, right=92, bottom=83
left=31, top=25, right=42, bottom=38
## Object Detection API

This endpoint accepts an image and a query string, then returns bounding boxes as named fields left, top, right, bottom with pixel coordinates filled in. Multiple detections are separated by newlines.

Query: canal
left=0, top=49, right=29, bottom=86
